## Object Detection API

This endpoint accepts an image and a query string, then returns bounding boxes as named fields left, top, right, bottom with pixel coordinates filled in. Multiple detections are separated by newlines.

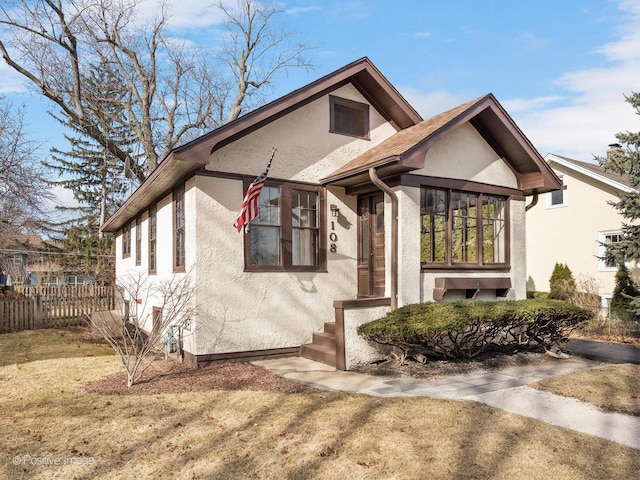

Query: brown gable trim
left=401, top=174, right=525, bottom=199
left=323, top=94, right=562, bottom=196
left=104, top=58, right=421, bottom=232
left=194, top=168, right=324, bottom=188
left=171, top=57, right=422, bottom=164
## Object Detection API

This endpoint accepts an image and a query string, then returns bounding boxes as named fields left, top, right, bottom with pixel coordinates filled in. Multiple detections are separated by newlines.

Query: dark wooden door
left=357, top=193, right=385, bottom=297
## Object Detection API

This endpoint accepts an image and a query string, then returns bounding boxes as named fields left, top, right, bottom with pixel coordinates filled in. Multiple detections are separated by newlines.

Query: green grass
left=0, top=329, right=638, bottom=479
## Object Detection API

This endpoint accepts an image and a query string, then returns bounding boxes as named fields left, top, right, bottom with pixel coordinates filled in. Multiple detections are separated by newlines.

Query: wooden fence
left=0, top=285, right=116, bottom=333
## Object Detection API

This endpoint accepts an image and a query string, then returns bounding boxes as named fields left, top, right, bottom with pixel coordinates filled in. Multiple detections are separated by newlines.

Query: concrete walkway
left=253, top=356, right=640, bottom=450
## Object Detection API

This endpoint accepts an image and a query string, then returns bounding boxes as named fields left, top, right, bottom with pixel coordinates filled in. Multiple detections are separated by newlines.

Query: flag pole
left=233, top=148, right=278, bottom=233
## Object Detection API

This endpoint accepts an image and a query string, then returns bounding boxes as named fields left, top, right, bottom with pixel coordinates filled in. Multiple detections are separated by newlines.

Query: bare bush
left=87, top=271, right=196, bottom=387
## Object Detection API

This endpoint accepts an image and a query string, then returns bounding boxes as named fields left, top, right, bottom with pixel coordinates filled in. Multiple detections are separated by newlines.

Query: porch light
left=330, top=204, right=340, bottom=217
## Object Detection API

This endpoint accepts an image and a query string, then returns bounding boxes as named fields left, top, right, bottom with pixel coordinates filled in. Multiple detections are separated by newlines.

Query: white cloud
left=0, top=52, right=28, bottom=94
left=414, top=32, right=433, bottom=39
left=45, top=185, right=80, bottom=213
left=513, top=31, right=551, bottom=53
left=285, top=6, right=322, bottom=15
left=503, top=0, right=640, bottom=161
left=137, top=0, right=227, bottom=30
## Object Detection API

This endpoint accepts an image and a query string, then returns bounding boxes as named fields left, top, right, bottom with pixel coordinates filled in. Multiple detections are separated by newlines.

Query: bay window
left=245, top=182, right=325, bottom=271
left=421, top=187, right=507, bottom=267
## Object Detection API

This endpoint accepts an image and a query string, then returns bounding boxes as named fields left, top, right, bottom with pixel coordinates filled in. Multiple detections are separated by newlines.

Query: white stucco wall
left=343, top=305, right=392, bottom=369
left=206, top=84, right=397, bottom=183
left=187, top=84, right=396, bottom=356
left=113, top=187, right=197, bottom=352
left=412, top=123, right=519, bottom=189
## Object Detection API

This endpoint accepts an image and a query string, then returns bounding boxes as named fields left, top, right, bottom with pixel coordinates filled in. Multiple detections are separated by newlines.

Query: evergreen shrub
left=548, top=262, right=576, bottom=301
left=357, top=299, right=593, bottom=360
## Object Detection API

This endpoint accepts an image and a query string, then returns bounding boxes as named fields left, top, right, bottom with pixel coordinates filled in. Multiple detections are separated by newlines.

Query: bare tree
left=88, top=270, right=196, bottom=387
left=0, top=0, right=313, bottom=182
left=0, top=97, right=53, bottom=243
left=218, top=0, right=314, bottom=123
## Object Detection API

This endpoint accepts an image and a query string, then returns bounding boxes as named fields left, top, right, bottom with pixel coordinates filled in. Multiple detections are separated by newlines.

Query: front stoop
left=300, top=322, right=336, bottom=367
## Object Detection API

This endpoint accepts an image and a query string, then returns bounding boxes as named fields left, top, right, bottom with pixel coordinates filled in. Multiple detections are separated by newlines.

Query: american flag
left=234, top=149, right=276, bottom=233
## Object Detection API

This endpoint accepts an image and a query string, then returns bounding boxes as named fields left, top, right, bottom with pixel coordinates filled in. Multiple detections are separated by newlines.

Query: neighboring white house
left=526, top=150, right=638, bottom=307
left=102, top=57, right=561, bottom=370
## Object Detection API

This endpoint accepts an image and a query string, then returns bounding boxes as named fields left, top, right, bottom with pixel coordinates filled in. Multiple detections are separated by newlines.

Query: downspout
left=368, top=167, right=398, bottom=311
left=525, top=193, right=539, bottom=212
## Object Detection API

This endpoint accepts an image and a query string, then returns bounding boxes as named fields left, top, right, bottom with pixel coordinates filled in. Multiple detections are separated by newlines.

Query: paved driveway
left=567, top=338, right=640, bottom=364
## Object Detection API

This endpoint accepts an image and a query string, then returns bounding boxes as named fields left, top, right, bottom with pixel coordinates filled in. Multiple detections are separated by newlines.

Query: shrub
left=610, top=263, right=640, bottom=321
left=548, top=262, right=576, bottom=301
left=357, top=299, right=593, bottom=360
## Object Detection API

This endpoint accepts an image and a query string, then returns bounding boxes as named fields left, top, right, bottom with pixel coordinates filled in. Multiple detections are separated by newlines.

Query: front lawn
left=1, top=329, right=638, bottom=479
left=534, top=364, right=640, bottom=416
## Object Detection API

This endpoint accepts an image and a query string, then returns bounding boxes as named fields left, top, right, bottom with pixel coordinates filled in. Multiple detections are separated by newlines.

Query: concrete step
left=312, top=332, right=336, bottom=349
left=300, top=343, right=336, bottom=367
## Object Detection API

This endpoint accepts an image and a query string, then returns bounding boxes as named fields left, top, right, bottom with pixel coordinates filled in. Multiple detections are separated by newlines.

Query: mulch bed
left=85, top=360, right=320, bottom=396
left=353, top=351, right=556, bottom=379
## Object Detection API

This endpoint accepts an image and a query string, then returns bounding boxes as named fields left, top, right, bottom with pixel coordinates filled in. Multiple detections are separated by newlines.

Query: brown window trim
left=243, top=181, right=326, bottom=272
left=420, top=183, right=511, bottom=271
left=173, top=185, right=186, bottom=273
left=122, top=221, right=131, bottom=259
left=329, top=95, right=370, bottom=140
left=148, top=204, right=157, bottom=275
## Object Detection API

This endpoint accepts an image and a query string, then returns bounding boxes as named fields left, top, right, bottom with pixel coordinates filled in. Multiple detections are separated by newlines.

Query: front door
left=357, top=193, right=385, bottom=297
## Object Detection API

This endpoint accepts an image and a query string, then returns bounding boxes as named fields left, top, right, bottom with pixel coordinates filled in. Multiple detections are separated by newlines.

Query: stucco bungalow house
left=102, top=57, right=562, bottom=370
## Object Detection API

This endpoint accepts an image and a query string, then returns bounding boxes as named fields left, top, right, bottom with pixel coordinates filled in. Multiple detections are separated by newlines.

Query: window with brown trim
left=122, top=221, right=131, bottom=259
left=148, top=205, right=157, bottom=274
left=173, top=185, right=186, bottom=272
left=245, top=181, right=325, bottom=271
left=421, top=187, right=508, bottom=268
left=329, top=96, right=370, bottom=139
left=135, top=214, right=142, bottom=266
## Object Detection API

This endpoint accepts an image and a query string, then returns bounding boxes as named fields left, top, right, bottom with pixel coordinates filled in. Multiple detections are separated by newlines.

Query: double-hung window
left=135, top=214, right=142, bottom=266
left=173, top=186, right=186, bottom=272
left=148, top=205, right=157, bottom=274
left=122, top=222, right=131, bottom=259
left=421, top=187, right=508, bottom=267
left=245, top=182, right=325, bottom=271
left=599, top=230, right=624, bottom=271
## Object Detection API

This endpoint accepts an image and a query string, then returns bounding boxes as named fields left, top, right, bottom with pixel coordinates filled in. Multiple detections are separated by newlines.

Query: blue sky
left=2, top=0, right=639, bottom=179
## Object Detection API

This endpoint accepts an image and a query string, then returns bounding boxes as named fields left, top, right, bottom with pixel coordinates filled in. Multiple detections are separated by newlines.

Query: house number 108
left=330, top=222, right=338, bottom=253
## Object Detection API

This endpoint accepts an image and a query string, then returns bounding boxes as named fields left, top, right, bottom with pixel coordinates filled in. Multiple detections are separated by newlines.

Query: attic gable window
left=329, top=96, right=370, bottom=139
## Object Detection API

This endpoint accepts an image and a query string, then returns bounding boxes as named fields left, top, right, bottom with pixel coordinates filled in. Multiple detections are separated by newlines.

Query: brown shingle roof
left=323, top=96, right=488, bottom=181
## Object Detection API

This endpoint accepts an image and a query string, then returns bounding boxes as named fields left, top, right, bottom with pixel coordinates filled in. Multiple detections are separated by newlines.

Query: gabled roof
left=102, top=57, right=422, bottom=233
left=322, top=94, right=562, bottom=196
left=546, top=153, right=636, bottom=194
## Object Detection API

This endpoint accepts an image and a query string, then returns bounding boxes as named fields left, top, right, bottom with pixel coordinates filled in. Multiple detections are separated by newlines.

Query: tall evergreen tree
left=598, top=92, right=640, bottom=263
left=44, top=62, right=134, bottom=283
left=598, top=91, right=640, bottom=316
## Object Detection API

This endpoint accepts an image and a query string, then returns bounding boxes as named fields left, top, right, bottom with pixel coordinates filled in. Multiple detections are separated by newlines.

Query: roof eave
left=546, top=153, right=637, bottom=194
left=101, top=154, right=208, bottom=233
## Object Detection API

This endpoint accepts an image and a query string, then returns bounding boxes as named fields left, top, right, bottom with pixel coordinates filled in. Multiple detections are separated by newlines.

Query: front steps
left=300, top=322, right=336, bottom=367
